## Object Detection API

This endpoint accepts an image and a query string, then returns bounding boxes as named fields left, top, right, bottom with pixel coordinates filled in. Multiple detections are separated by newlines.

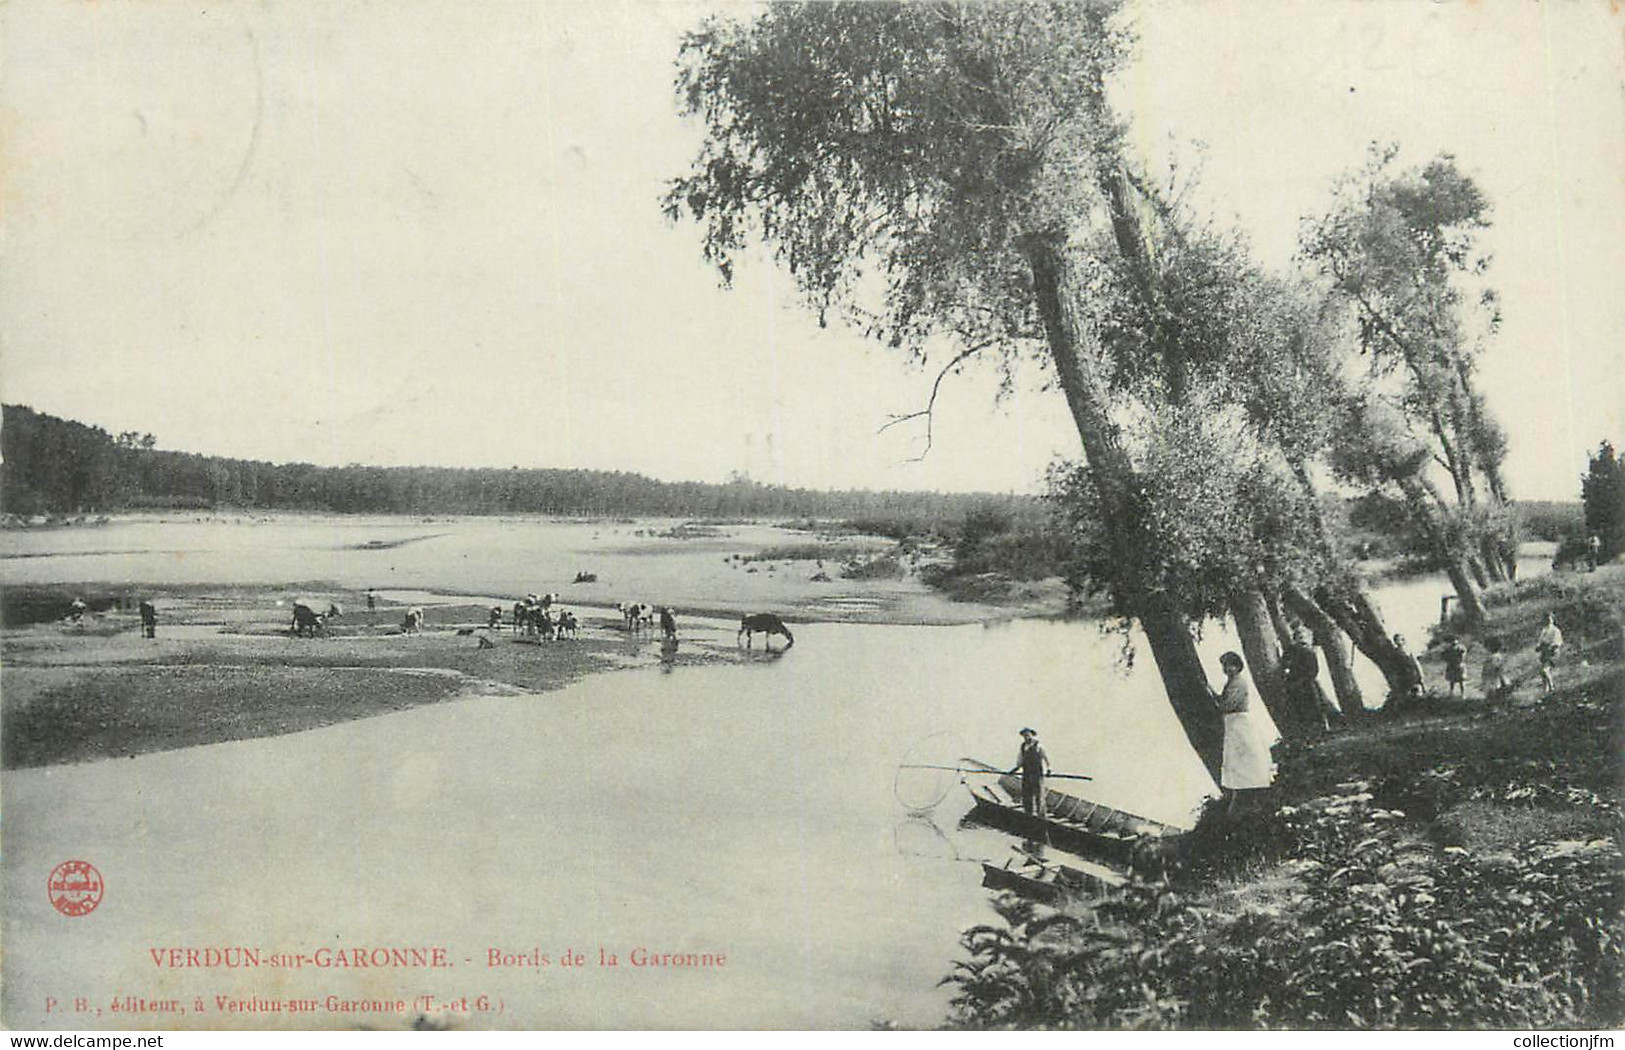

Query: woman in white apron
left=1214, top=651, right=1277, bottom=810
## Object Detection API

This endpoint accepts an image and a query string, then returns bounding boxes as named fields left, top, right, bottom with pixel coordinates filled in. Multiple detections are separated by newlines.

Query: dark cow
left=291, top=603, right=326, bottom=638
left=739, top=613, right=794, bottom=651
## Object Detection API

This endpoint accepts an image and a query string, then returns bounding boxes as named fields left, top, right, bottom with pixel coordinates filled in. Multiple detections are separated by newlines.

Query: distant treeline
left=0, top=404, right=1043, bottom=530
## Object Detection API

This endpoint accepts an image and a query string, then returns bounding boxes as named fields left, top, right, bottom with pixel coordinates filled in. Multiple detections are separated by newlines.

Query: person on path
left=1536, top=613, right=1564, bottom=696
left=1441, top=634, right=1467, bottom=698
left=1393, top=633, right=1426, bottom=707
left=1480, top=638, right=1510, bottom=702
left=138, top=600, right=157, bottom=639
left=660, top=606, right=678, bottom=641
left=1008, top=728, right=1050, bottom=818
left=1213, top=652, right=1276, bottom=811
left=1280, top=629, right=1334, bottom=732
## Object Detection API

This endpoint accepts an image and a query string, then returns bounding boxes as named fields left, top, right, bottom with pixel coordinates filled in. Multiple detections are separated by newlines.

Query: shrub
left=841, top=554, right=905, bottom=580
left=946, top=785, right=1625, bottom=1029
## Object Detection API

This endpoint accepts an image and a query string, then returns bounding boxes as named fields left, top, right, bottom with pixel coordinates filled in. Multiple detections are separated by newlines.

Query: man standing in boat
left=1008, top=728, right=1051, bottom=817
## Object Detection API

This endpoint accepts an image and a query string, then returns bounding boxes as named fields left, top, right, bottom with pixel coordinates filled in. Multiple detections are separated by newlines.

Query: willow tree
left=1038, top=193, right=1366, bottom=736
left=664, top=1, right=1231, bottom=774
left=1303, top=147, right=1517, bottom=601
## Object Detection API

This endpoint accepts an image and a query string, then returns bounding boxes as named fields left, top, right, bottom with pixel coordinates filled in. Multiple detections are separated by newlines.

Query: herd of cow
left=287, top=596, right=796, bottom=651
left=504, top=593, right=580, bottom=641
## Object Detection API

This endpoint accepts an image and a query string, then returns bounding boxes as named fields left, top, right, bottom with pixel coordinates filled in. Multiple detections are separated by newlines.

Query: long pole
left=898, top=764, right=1093, bottom=782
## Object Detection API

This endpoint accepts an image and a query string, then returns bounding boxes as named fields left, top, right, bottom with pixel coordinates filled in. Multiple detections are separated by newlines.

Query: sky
left=1, top=0, right=1621, bottom=499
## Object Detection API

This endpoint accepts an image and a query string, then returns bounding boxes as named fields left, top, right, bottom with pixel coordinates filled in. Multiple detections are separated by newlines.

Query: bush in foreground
left=946, top=786, right=1624, bottom=1029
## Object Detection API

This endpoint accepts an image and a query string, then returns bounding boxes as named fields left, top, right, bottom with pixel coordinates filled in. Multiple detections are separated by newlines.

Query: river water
left=0, top=519, right=1548, bottom=1028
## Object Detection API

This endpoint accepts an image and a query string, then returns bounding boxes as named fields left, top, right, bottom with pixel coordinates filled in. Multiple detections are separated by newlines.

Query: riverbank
left=946, top=564, right=1624, bottom=1029
left=0, top=512, right=1069, bottom=627
left=0, top=584, right=760, bottom=769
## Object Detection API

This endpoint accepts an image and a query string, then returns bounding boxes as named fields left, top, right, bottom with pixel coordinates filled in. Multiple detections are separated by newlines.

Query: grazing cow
left=488, top=606, right=503, bottom=630
left=402, top=607, right=424, bottom=634
left=291, top=602, right=326, bottom=638
left=292, top=599, right=343, bottom=624
left=556, top=611, right=578, bottom=639
left=618, top=602, right=655, bottom=634
left=738, top=613, right=794, bottom=651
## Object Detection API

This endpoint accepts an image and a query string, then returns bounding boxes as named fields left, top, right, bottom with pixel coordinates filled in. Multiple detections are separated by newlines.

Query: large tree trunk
left=1283, top=585, right=1366, bottom=719
left=1283, top=456, right=1408, bottom=703
left=1479, top=535, right=1512, bottom=585
left=1265, top=592, right=1294, bottom=652
left=1231, top=588, right=1315, bottom=739
left=1317, top=585, right=1415, bottom=702
left=1140, top=592, right=1225, bottom=778
left=1397, top=473, right=1485, bottom=627
left=1023, top=232, right=1222, bottom=780
left=1443, top=557, right=1486, bottom=627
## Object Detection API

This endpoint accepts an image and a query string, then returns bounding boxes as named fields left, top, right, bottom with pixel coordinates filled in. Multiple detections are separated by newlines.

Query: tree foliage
left=666, top=0, right=1129, bottom=370
left=1582, top=441, right=1625, bottom=562
left=0, top=403, right=1035, bottom=525
left=1303, top=147, right=1515, bottom=586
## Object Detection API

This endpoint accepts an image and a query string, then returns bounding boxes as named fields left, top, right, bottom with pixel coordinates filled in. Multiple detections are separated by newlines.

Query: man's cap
left=1020, top=727, right=1037, bottom=736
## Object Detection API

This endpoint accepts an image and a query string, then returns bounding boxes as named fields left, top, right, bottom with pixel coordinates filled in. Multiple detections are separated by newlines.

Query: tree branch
left=877, top=342, right=989, bottom=461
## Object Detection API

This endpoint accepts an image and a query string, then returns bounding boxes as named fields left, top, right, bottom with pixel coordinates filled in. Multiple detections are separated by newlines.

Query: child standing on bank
left=1442, top=635, right=1467, bottom=698
left=1480, top=639, right=1510, bottom=702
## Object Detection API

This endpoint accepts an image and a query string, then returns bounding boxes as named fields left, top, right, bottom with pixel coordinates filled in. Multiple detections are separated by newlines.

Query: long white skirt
left=1221, top=709, right=1277, bottom=790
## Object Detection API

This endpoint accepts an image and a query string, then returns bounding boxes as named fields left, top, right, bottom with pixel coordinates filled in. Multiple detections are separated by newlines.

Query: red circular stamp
left=48, top=860, right=103, bottom=917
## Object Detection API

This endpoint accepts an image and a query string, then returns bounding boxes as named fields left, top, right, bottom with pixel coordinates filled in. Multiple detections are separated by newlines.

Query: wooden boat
left=961, top=758, right=1177, bottom=867
left=979, top=855, right=1124, bottom=902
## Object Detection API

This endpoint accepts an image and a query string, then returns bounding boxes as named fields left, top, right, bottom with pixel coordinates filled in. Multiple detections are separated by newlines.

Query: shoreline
left=0, top=583, right=767, bottom=771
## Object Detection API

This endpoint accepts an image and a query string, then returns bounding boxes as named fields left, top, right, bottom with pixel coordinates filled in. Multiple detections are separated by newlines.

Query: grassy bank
left=945, top=565, right=1625, bottom=1030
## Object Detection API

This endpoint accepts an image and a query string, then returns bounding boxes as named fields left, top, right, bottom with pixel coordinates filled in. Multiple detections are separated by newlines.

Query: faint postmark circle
left=48, top=860, right=104, bottom=917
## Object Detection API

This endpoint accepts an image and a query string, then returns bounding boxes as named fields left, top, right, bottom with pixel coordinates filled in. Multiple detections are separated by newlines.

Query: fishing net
left=893, top=730, right=968, bottom=814
left=891, top=813, right=964, bottom=861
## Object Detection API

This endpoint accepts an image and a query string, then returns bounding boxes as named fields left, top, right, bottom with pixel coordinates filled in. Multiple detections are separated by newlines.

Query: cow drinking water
left=738, top=613, right=794, bottom=651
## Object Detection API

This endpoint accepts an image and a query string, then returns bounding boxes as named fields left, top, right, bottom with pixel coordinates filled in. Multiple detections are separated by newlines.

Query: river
left=0, top=519, right=1549, bottom=1028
